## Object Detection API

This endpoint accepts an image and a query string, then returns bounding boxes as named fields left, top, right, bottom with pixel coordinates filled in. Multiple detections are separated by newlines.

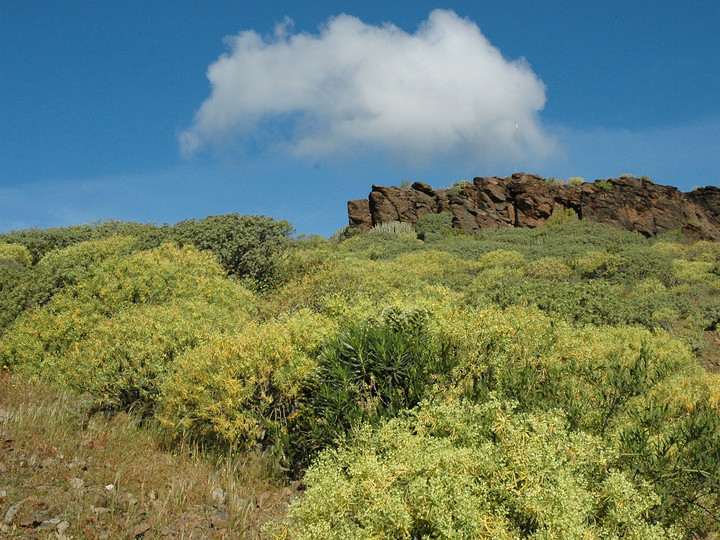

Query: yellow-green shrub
left=672, top=259, right=716, bottom=284
left=478, top=249, right=525, bottom=269
left=270, top=400, right=672, bottom=539
left=521, top=256, right=573, bottom=280
left=156, top=311, right=335, bottom=453
left=575, top=250, right=626, bottom=279
left=0, top=243, right=32, bottom=266
left=0, top=243, right=257, bottom=399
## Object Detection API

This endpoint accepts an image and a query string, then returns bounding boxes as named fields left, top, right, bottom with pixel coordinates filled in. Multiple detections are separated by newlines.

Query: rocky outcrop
left=347, top=174, right=720, bottom=240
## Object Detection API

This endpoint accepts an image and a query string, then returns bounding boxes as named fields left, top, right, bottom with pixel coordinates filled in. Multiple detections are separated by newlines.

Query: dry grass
left=0, top=368, right=298, bottom=539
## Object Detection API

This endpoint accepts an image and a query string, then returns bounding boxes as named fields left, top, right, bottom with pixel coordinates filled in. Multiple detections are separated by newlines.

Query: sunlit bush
left=414, top=212, right=454, bottom=240
left=0, top=243, right=32, bottom=266
left=156, top=312, right=334, bottom=454
left=270, top=399, right=672, bottom=539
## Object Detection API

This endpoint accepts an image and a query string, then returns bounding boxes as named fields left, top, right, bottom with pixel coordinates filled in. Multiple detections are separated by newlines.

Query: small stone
left=3, top=504, right=18, bottom=524
left=158, top=525, right=176, bottom=536
left=0, top=462, right=5, bottom=473
left=18, top=510, right=45, bottom=528
left=40, top=457, right=55, bottom=468
left=133, top=522, right=151, bottom=537
left=91, top=506, right=111, bottom=515
left=120, top=491, right=139, bottom=506
left=256, top=490, right=272, bottom=507
left=211, top=487, right=226, bottom=505
left=69, top=477, right=85, bottom=490
left=0, top=488, right=7, bottom=503
left=57, top=520, right=70, bottom=533
left=210, top=509, right=229, bottom=529
left=39, top=517, right=61, bottom=529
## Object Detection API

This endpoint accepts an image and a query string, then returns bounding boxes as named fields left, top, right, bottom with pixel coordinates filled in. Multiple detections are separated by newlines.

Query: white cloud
left=180, top=9, right=553, bottom=164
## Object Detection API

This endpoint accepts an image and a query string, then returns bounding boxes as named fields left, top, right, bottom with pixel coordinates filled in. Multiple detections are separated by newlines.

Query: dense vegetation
left=1, top=214, right=719, bottom=538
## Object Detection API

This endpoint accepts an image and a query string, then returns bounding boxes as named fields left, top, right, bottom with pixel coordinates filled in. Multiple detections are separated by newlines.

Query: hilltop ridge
left=348, top=174, right=720, bottom=240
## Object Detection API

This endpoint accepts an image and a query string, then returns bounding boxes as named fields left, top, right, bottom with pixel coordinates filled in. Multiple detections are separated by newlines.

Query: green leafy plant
left=447, top=179, right=472, bottom=197
left=171, top=214, right=293, bottom=286
left=414, top=212, right=454, bottom=240
left=290, top=306, right=456, bottom=470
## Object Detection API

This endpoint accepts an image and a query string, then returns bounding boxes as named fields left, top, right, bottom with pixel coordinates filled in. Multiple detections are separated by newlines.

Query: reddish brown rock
left=347, top=199, right=372, bottom=231
left=346, top=174, right=720, bottom=240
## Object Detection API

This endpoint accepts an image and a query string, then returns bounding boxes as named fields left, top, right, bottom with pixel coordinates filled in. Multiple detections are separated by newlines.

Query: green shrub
left=0, top=236, right=137, bottom=336
left=171, top=214, right=293, bottom=286
left=414, top=212, right=454, bottom=240
left=597, top=179, right=613, bottom=191
left=568, top=176, right=585, bottom=186
left=447, top=180, right=472, bottom=197
left=290, top=306, right=456, bottom=470
left=545, top=207, right=577, bottom=226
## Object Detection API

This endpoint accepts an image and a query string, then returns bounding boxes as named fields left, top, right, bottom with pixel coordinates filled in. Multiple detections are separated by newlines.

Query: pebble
left=91, top=506, right=111, bottom=515
left=69, top=477, right=85, bottom=490
left=210, top=508, right=229, bottom=529
left=39, top=517, right=61, bottom=529
left=133, top=522, right=151, bottom=537
left=211, top=487, right=226, bottom=505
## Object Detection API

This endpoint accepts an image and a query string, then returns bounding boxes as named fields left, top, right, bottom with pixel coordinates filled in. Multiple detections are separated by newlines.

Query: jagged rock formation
left=347, top=173, right=720, bottom=240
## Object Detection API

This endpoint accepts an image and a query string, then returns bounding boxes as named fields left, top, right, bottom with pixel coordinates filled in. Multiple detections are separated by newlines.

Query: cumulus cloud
left=180, top=9, right=553, bottom=164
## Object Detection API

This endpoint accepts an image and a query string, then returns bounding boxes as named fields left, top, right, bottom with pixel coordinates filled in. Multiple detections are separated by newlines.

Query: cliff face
left=347, top=174, right=720, bottom=240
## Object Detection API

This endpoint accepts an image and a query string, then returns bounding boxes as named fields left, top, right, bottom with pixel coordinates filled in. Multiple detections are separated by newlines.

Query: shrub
left=568, top=176, right=585, bottom=186
left=414, top=212, right=454, bottom=240
left=271, top=400, right=672, bottom=539
left=369, top=221, right=415, bottom=237
left=446, top=180, right=472, bottom=197
left=575, top=250, right=626, bottom=279
left=290, top=306, right=456, bottom=470
left=0, top=236, right=137, bottom=336
left=597, top=179, right=613, bottom=191
left=328, top=225, right=361, bottom=243
left=0, top=243, right=32, bottom=266
left=545, top=207, right=577, bottom=226
left=0, top=244, right=256, bottom=402
left=478, top=249, right=525, bottom=269
left=521, top=256, right=573, bottom=281
left=156, top=311, right=334, bottom=455
left=171, top=214, right=293, bottom=286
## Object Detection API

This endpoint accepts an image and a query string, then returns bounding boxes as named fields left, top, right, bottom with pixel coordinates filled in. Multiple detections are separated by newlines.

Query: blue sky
left=2, top=1, right=719, bottom=237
